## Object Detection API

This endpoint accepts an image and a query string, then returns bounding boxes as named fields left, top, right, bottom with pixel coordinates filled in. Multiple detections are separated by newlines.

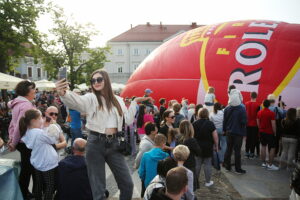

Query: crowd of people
left=0, top=69, right=300, bottom=200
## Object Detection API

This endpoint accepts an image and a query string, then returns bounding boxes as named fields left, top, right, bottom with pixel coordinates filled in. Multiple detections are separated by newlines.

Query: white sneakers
left=267, top=164, right=279, bottom=171
left=205, top=181, right=214, bottom=187
left=261, top=163, right=279, bottom=170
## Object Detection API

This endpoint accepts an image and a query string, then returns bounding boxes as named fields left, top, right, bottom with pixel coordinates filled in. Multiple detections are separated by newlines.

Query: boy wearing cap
left=142, top=89, right=154, bottom=109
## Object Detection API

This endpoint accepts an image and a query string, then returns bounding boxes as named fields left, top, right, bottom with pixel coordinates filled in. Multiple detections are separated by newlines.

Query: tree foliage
left=0, top=0, right=45, bottom=73
left=40, top=7, right=110, bottom=89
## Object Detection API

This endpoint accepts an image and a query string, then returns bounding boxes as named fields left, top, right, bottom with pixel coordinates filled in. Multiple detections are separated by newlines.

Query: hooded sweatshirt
left=138, top=147, right=169, bottom=187
left=228, top=89, right=243, bottom=106
left=57, top=155, right=93, bottom=200
left=8, top=96, right=35, bottom=148
left=223, top=105, right=247, bottom=136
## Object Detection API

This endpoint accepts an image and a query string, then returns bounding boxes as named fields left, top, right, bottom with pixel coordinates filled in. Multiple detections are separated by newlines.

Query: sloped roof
left=108, top=23, right=203, bottom=42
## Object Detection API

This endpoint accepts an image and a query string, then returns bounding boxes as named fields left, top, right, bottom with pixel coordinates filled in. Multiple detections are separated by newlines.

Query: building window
left=146, top=49, right=151, bottom=55
left=37, top=68, right=41, bottom=78
left=133, top=48, right=139, bottom=56
left=28, top=67, right=32, bottom=78
left=133, top=63, right=139, bottom=70
left=118, top=67, right=123, bottom=73
left=117, top=49, right=123, bottom=55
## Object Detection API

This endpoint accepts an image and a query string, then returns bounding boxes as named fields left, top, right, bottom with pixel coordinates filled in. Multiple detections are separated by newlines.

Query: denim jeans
left=86, top=133, right=133, bottom=200
left=216, top=128, right=227, bottom=163
left=71, top=128, right=82, bottom=146
left=224, top=134, right=243, bottom=170
left=195, top=156, right=212, bottom=184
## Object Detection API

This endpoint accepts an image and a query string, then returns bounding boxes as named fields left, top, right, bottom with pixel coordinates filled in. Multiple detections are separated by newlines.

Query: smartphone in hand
left=58, top=67, right=67, bottom=80
left=279, top=95, right=282, bottom=102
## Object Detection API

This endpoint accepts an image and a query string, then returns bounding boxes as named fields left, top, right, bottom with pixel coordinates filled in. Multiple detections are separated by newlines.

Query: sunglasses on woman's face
left=169, top=116, right=175, bottom=119
left=49, top=112, right=58, bottom=117
left=90, top=77, right=104, bottom=85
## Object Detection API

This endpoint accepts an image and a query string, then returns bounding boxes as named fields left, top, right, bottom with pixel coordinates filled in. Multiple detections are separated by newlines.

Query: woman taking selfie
left=56, top=69, right=149, bottom=200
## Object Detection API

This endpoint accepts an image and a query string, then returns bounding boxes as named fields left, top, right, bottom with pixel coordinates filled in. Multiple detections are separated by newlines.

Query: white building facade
left=104, top=23, right=201, bottom=84
left=104, top=41, right=161, bottom=83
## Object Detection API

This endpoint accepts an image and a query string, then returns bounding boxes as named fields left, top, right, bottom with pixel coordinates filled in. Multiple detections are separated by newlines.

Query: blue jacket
left=138, top=147, right=169, bottom=187
left=223, top=105, right=247, bottom=136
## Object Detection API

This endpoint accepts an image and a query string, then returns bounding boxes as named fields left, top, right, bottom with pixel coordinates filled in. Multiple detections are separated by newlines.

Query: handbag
left=212, top=151, right=221, bottom=170
left=117, top=118, right=132, bottom=156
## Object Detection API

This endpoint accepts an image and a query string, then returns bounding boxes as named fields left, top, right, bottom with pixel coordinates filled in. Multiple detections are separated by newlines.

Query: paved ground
left=1, top=149, right=293, bottom=200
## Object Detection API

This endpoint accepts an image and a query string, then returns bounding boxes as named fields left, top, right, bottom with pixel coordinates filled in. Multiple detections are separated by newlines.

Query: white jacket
left=60, top=91, right=137, bottom=133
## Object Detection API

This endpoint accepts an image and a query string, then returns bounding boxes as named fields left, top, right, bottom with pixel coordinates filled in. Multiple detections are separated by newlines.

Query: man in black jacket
left=223, top=89, right=247, bottom=174
left=56, top=138, right=93, bottom=200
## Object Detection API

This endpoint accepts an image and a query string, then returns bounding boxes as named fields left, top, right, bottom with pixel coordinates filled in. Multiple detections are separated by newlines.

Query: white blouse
left=60, top=91, right=137, bottom=133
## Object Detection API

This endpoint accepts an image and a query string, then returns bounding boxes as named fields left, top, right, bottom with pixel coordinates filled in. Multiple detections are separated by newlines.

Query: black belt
left=90, top=131, right=118, bottom=139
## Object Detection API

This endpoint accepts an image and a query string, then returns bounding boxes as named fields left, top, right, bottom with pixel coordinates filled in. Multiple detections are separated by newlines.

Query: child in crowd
left=20, top=109, right=59, bottom=200
left=204, top=87, right=215, bottom=107
left=166, top=128, right=179, bottom=156
left=139, top=134, right=169, bottom=196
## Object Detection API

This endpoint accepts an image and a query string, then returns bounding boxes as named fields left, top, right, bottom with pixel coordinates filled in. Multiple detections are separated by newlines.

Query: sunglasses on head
left=90, top=77, right=104, bottom=85
left=49, top=112, right=58, bottom=117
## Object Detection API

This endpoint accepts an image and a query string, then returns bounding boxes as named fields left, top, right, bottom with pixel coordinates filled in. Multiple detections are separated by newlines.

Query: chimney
left=130, top=24, right=133, bottom=29
left=146, top=22, right=150, bottom=26
left=191, top=22, right=197, bottom=28
left=160, top=21, right=163, bottom=29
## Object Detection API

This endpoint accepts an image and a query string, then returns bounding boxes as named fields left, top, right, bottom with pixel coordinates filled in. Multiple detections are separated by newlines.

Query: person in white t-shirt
left=20, top=109, right=59, bottom=200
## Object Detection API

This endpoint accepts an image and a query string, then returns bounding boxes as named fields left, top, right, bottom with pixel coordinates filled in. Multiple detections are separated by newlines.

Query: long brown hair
left=91, top=69, right=123, bottom=116
left=137, top=104, right=146, bottom=128
left=283, top=108, right=297, bottom=128
left=179, top=120, right=194, bottom=142
left=19, top=109, right=41, bottom=137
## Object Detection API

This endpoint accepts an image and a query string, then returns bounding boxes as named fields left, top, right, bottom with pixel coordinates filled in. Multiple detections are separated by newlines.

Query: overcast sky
left=37, top=0, right=300, bottom=47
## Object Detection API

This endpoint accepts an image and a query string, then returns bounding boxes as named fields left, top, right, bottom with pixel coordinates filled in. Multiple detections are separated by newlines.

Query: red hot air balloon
left=121, top=20, right=300, bottom=108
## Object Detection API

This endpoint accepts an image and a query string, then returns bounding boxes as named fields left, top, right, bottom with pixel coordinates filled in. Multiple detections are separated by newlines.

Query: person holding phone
left=55, top=69, right=149, bottom=200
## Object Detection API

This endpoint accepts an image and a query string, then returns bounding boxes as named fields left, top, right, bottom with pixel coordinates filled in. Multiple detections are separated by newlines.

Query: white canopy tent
left=111, top=83, right=126, bottom=91
left=0, top=72, right=24, bottom=90
left=35, top=79, right=56, bottom=91
left=76, top=83, right=89, bottom=91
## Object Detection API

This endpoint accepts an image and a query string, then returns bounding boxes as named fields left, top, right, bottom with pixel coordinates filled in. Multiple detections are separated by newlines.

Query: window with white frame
left=118, top=67, right=123, bottom=73
left=28, top=67, right=32, bottom=77
left=133, top=48, right=139, bottom=56
left=146, top=49, right=151, bottom=55
left=37, top=68, right=41, bottom=78
left=133, top=63, right=139, bottom=70
left=117, top=63, right=123, bottom=73
left=117, top=49, right=123, bottom=55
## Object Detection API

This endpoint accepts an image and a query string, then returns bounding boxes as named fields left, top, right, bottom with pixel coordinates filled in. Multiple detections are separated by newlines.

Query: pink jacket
left=8, top=96, right=35, bottom=148
left=137, top=114, right=154, bottom=135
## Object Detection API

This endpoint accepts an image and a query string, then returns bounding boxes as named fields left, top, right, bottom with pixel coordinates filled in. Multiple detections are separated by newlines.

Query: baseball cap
left=145, top=89, right=153, bottom=94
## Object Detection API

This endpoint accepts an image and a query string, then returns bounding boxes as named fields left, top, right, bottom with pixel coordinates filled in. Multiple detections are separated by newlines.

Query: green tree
left=0, top=0, right=45, bottom=73
left=41, top=7, right=109, bottom=89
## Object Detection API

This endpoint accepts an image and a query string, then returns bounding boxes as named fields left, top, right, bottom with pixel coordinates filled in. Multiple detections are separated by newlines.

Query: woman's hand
left=55, top=79, right=69, bottom=96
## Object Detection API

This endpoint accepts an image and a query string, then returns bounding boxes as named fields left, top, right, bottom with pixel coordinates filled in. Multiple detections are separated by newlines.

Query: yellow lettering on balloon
left=224, top=35, right=236, bottom=38
left=217, top=48, right=230, bottom=55
left=214, top=23, right=228, bottom=35
left=180, top=26, right=210, bottom=47
left=232, top=23, right=244, bottom=26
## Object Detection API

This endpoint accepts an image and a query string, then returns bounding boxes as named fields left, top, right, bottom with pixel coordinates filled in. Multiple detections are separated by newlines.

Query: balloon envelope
left=121, top=20, right=300, bottom=108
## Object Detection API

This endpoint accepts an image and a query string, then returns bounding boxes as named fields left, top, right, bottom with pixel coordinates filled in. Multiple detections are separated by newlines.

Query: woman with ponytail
left=55, top=69, right=149, bottom=200
left=20, top=109, right=59, bottom=200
